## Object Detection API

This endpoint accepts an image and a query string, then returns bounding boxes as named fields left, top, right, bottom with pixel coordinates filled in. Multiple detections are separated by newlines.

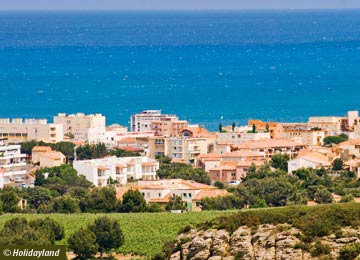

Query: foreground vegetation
left=159, top=203, right=360, bottom=259
left=0, top=211, right=231, bottom=258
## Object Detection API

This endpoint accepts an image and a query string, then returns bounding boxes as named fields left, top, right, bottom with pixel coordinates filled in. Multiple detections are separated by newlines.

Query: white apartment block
left=0, top=139, right=27, bottom=188
left=54, top=113, right=106, bottom=139
left=130, top=110, right=179, bottom=133
left=0, top=118, right=63, bottom=143
left=73, top=156, right=159, bottom=187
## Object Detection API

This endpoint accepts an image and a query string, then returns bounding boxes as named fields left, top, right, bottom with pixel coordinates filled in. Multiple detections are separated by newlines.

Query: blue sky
left=0, top=0, right=360, bottom=10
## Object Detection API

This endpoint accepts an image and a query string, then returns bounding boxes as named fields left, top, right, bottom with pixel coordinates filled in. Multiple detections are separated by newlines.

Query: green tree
left=80, top=187, right=119, bottom=213
left=0, top=190, right=20, bottom=213
left=76, top=143, right=108, bottom=160
left=0, top=217, right=64, bottom=245
left=21, top=187, right=54, bottom=210
left=120, top=189, right=147, bottom=213
left=68, top=228, right=98, bottom=260
left=51, top=195, right=80, bottom=213
left=270, top=154, right=290, bottom=172
left=314, top=187, right=332, bottom=204
left=232, top=122, right=236, bottom=132
left=218, top=123, right=223, bottom=133
left=165, top=195, right=187, bottom=211
left=332, top=158, right=344, bottom=171
left=323, top=135, right=348, bottom=146
left=252, top=124, right=256, bottom=133
left=111, top=148, right=140, bottom=157
left=88, top=217, right=124, bottom=258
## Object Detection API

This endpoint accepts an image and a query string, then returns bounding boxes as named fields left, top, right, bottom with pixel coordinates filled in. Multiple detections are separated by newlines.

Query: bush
left=338, top=243, right=360, bottom=260
left=68, top=228, right=98, bottom=260
left=310, top=241, right=331, bottom=257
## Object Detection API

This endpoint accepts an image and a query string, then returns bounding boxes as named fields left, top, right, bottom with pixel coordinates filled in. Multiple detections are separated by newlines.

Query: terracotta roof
left=193, top=189, right=229, bottom=201
left=118, top=137, right=136, bottom=144
left=39, top=151, right=65, bottom=160
left=116, top=164, right=127, bottom=168
left=97, top=165, right=110, bottom=171
left=198, top=153, right=222, bottom=160
left=235, top=138, right=305, bottom=150
left=299, top=152, right=331, bottom=165
left=32, top=146, right=52, bottom=152
left=338, top=138, right=360, bottom=149
left=149, top=193, right=172, bottom=203
left=236, top=160, right=265, bottom=167
left=117, top=146, right=144, bottom=152
left=142, top=162, right=157, bottom=167
left=222, top=150, right=262, bottom=158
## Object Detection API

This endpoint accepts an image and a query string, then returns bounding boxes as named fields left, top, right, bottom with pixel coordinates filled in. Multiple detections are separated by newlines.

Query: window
left=183, top=193, right=187, bottom=198
left=188, top=193, right=192, bottom=198
left=158, top=193, right=161, bottom=198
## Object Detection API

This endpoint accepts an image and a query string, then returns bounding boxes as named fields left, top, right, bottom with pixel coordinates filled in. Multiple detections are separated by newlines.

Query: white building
left=0, top=139, right=27, bottom=188
left=130, top=110, right=179, bottom=133
left=0, top=118, right=63, bottom=143
left=73, top=156, right=159, bottom=187
left=288, top=151, right=331, bottom=173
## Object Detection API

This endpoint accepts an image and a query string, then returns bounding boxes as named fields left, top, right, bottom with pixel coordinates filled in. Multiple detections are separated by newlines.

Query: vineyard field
left=0, top=211, right=232, bottom=258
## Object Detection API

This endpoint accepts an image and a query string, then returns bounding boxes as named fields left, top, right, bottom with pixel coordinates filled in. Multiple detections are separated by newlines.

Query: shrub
left=310, top=241, right=331, bottom=257
left=338, top=243, right=360, bottom=260
left=68, top=228, right=98, bottom=260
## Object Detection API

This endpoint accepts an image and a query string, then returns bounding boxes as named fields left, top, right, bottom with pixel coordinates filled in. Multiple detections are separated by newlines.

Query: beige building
left=0, top=118, right=63, bottom=143
left=54, top=112, right=106, bottom=136
left=282, top=128, right=326, bottom=146
left=151, top=117, right=188, bottom=136
left=148, top=136, right=209, bottom=162
left=233, top=138, right=306, bottom=159
left=308, top=111, right=360, bottom=135
left=117, top=179, right=229, bottom=212
left=130, top=110, right=181, bottom=133
left=31, top=146, right=66, bottom=167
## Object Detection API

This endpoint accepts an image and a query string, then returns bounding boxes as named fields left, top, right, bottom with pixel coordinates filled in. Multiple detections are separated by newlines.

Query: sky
left=0, top=0, right=360, bottom=10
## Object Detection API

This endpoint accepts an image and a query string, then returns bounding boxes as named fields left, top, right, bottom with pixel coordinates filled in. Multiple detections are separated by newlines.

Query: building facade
left=73, top=156, right=159, bottom=187
left=0, top=139, right=27, bottom=188
left=0, top=118, right=63, bottom=143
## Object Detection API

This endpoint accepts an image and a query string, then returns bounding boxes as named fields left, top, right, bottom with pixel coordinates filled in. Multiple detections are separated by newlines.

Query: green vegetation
left=156, top=156, right=211, bottom=184
left=332, top=158, right=344, bottom=171
left=201, top=203, right=360, bottom=238
left=0, top=211, right=230, bottom=257
left=270, top=153, right=290, bottom=172
left=76, top=143, right=108, bottom=160
left=111, top=148, right=141, bottom=157
left=69, top=216, right=124, bottom=259
left=0, top=217, right=64, bottom=245
left=165, top=196, right=186, bottom=211
left=323, top=134, right=349, bottom=146
left=202, top=163, right=360, bottom=210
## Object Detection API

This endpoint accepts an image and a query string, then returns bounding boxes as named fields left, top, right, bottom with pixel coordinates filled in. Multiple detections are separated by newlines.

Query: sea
left=1, top=10, right=360, bottom=130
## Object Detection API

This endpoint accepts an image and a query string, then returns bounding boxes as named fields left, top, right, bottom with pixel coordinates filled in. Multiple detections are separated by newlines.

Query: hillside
left=165, top=203, right=360, bottom=260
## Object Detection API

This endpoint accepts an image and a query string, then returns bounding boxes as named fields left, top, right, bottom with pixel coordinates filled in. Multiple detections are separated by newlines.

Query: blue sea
left=1, top=10, right=360, bottom=130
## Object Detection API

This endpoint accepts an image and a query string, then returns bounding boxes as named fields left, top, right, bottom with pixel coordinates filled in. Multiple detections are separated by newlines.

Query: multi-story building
left=130, top=110, right=182, bottom=133
left=54, top=113, right=106, bottom=135
left=233, top=138, right=306, bottom=159
left=308, top=111, right=360, bottom=135
left=0, top=118, right=63, bottom=143
left=73, top=156, right=159, bottom=187
left=151, top=117, right=188, bottom=136
left=281, top=123, right=326, bottom=146
left=0, top=139, right=27, bottom=188
left=148, top=136, right=209, bottom=162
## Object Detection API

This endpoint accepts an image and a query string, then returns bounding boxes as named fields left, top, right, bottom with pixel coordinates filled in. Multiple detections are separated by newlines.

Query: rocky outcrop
left=168, top=224, right=360, bottom=260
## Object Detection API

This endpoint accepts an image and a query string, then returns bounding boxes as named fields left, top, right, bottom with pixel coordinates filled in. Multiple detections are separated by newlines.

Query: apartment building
left=31, top=146, right=66, bottom=168
left=73, top=156, right=159, bottom=187
left=0, top=118, right=63, bottom=143
left=54, top=112, right=107, bottom=143
left=130, top=110, right=183, bottom=133
left=148, top=136, right=208, bottom=162
left=281, top=124, right=326, bottom=146
left=151, top=117, right=188, bottom=136
left=233, top=138, right=306, bottom=159
left=308, top=111, right=359, bottom=135
left=0, top=139, right=27, bottom=188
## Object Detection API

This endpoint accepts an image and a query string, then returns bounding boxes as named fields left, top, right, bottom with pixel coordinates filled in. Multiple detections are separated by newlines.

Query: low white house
left=288, top=151, right=331, bottom=173
left=73, top=156, right=159, bottom=187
